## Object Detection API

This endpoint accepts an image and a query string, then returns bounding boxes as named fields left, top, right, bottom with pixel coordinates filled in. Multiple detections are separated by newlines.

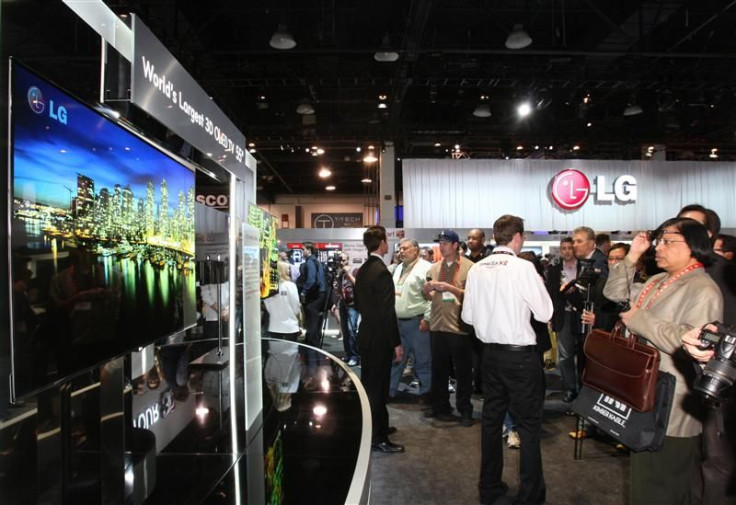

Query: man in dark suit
left=354, top=226, right=405, bottom=453
left=553, top=226, right=611, bottom=405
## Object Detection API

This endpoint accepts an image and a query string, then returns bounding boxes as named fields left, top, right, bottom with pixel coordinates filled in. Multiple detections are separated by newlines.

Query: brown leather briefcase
left=582, top=327, right=660, bottom=412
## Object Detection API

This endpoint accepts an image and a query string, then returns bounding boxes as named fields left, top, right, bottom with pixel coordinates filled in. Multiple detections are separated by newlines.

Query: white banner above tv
left=403, top=159, right=736, bottom=231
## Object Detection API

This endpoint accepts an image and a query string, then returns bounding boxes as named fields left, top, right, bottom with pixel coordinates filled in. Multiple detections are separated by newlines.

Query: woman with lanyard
left=604, top=217, right=723, bottom=505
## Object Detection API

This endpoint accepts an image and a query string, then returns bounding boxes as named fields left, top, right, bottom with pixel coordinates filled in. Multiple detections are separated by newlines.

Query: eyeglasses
left=653, top=238, right=686, bottom=247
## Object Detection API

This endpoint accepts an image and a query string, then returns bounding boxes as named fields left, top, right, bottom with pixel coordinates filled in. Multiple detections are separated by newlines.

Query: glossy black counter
left=0, top=339, right=371, bottom=504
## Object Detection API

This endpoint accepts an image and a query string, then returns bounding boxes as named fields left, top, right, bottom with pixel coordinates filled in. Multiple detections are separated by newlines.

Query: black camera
left=562, top=259, right=601, bottom=312
left=693, top=322, right=736, bottom=404
left=615, top=300, right=631, bottom=313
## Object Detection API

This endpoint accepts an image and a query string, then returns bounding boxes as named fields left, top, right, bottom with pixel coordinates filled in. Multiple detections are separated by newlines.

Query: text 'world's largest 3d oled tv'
left=9, top=62, right=197, bottom=400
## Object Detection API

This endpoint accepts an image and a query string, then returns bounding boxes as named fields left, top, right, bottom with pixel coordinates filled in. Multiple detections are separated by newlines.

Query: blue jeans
left=340, top=304, right=360, bottom=361
left=557, top=311, right=579, bottom=394
left=389, top=316, right=431, bottom=396
left=503, top=412, right=516, bottom=434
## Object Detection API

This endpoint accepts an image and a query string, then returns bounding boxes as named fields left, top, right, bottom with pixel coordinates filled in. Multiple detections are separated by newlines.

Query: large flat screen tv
left=8, top=62, right=197, bottom=400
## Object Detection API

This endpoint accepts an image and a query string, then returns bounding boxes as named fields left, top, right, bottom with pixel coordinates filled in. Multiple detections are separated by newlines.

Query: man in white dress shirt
left=462, top=214, right=553, bottom=505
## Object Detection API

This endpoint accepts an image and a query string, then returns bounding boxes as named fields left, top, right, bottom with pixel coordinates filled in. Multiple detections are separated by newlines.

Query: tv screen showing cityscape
left=9, top=63, right=197, bottom=399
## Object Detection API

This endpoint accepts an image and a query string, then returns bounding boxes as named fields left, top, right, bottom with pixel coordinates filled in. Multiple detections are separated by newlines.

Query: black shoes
left=460, top=415, right=475, bottom=427
left=371, top=441, right=405, bottom=453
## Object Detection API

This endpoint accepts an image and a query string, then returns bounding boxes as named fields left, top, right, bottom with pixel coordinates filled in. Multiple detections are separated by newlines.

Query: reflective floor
left=0, top=338, right=368, bottom=505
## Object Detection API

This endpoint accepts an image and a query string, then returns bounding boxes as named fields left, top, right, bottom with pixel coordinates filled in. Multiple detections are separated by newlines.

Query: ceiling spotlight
left=361, top=177, right=373, bottom=184
left=296, top=102, right=315, bottom=115
left=318, top=168, right=331, bottom=178
left=710, top=148, right=718, bottom=159
left=269, top=23, right=296, bottom=50
left=517, top=102, right=532, bottom=118
left=374, top=32, right=399, bottom=62
left=505, top=24, right=532, bottom=50
left=434, top=142, right=441, bottom=147
left=572, top=145, right=581, bottom=151
left=363, top=152, right=378, bottom=163
left=325, top=185, right=336, bottom=191
left=356, top=147, right=362, bottom=152
left=377, top=103, right=388, bottom=109
left=586, top=122, right=592, bottom=127
left=516, top=145, right=524, bottom=150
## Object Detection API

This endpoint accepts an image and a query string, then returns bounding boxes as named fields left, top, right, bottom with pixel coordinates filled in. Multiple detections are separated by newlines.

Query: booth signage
left=311, top=213, right=363, bottom=228
left=550, top=169, right=637, bottom=210
left=285, top=242, right=342, bottom=250
left=195, top=193, right=229, bottom=208
left=130, top=16, right=247, bottom=177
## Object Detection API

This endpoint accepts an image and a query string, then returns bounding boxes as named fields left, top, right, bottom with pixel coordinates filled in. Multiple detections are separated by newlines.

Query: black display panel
left=8, top=62, right=197, bottom=399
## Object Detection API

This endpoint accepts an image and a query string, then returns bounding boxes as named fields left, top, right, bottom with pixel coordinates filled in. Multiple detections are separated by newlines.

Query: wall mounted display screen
left=9, top=62, right=197, bottom=399
left=247, top=204, right=279, bottom=299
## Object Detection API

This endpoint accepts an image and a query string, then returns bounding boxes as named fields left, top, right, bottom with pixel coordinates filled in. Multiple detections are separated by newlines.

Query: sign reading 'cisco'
left=550, top=169, right=637, bottom=211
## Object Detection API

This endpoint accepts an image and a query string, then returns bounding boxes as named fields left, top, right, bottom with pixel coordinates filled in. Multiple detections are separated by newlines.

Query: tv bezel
left=7, top=59, right=199, bottom=401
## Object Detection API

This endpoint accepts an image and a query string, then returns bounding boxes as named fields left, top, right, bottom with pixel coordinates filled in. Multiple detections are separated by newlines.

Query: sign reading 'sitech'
left=550, top=169, right=637, bottom=211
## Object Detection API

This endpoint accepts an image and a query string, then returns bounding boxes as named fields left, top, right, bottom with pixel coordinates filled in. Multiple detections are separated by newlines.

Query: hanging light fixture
left=473, top=95, right=492, bottom=118
left=269, top=23, right=296, bottom=50
left=623, top=100, right=643, bottom=117
left=505, top=24, right=532, bottom=50
left=374, top=32, right=400, bottom=62
left=296, top=101, right=315, bottom=115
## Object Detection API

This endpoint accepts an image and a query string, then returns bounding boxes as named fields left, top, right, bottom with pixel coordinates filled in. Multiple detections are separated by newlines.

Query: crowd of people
left=263, top=204, right=736, bottom=505
left=353, top=204, right=734, bottom=505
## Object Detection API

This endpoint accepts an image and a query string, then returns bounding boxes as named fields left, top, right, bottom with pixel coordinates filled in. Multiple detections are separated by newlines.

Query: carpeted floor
left=321, top=331, right=630, bottom=505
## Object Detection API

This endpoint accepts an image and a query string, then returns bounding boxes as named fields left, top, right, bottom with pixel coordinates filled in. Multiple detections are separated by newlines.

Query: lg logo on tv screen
left=550, top=169, right=637, bottom=211
left=27, top=85, right=68, bottom=125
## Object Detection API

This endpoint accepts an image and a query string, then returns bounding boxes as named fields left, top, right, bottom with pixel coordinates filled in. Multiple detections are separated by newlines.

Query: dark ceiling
left=4, top=0, right=736, bottom=200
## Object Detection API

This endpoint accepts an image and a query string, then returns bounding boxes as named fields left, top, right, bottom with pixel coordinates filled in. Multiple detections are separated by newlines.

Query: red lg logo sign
left=551, top=169, right=591, bottom=210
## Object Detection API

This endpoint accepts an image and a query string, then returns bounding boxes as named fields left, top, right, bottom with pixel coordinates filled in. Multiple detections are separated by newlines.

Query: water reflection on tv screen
left=9, top=63, right=197, bottom=399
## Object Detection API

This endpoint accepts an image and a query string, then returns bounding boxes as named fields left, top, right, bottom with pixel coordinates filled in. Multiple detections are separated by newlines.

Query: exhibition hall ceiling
left=4, top=0, right=736, bottom=198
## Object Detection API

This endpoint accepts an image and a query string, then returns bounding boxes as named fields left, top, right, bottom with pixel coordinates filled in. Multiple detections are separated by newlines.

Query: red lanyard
left=439, top=257, right=461, bottom=286
left=635, top=262, right=703, bottom=310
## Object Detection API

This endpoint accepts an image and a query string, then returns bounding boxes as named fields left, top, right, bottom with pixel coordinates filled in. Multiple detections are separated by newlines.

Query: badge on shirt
left=395, top=285, right=403, bottom=297
left=442, top=291, right=456, bottom=302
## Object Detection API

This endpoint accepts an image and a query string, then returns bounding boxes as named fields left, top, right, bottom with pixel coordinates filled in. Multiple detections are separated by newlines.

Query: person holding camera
left=546, top=237, right=579, bottom=402
left=297, top=243, right=327, bottom=348
left=677, top=204, right=736, bottom=505
left=604, top=217, right=723, bottom=505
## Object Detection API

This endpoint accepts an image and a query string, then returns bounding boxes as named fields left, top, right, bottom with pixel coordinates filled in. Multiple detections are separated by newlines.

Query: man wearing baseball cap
left=423, top=229, right=475, bottom=426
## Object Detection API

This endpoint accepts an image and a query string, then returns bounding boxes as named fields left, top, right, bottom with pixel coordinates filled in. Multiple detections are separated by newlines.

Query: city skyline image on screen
left=9, top=62, right=197, bottom=399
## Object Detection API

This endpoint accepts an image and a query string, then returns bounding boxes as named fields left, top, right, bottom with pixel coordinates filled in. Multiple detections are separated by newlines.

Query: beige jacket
left=603, top=257, right=723, bottom=437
